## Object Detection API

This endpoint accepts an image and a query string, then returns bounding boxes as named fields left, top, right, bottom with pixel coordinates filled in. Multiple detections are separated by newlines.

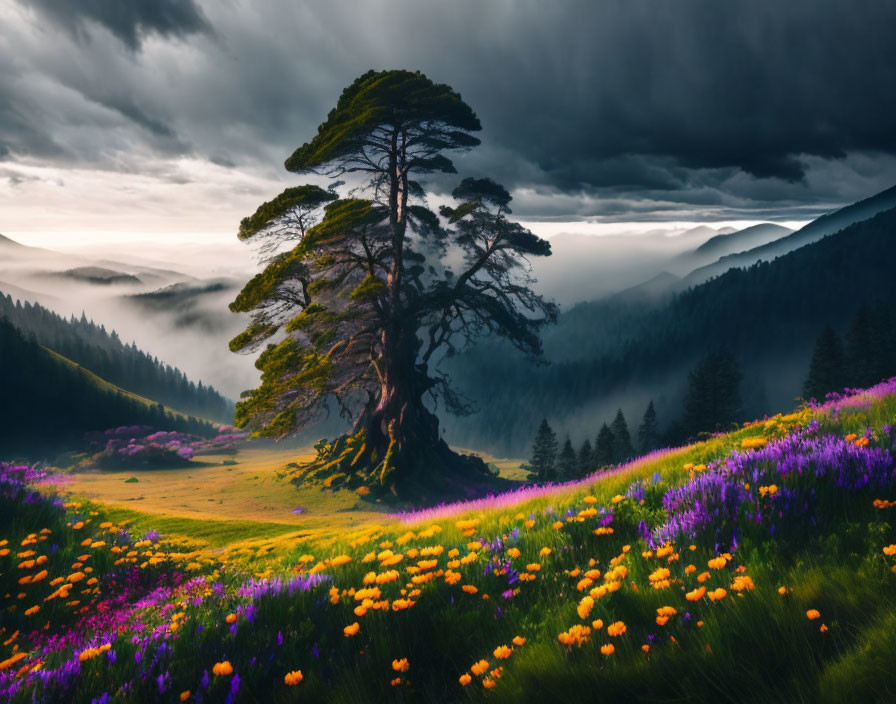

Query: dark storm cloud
left=3, top=0, right=896, bottom=221
left=22, top=0, right=210, bottom=50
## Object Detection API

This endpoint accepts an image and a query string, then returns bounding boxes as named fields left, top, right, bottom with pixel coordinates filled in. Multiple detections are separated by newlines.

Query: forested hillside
left=444, top=207, right=896, bottom=454
left=0, top=293, right=233, bottom=421
left=0, top=318, right=216, bottom=457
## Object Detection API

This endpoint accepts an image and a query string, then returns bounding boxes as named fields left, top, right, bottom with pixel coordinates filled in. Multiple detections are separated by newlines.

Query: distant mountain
left=48, top=266, right=142, bottom=286
left=684, top=184, right=896, bottom=285
left=444, top=205, right=896, bottom=454
left=0, top=318, right=216, bottom=458
left=0, top=293, right=234, bottom=422
left=694, top=223, right=793, bottom=258
left=611, top=271, right=681, bottom=303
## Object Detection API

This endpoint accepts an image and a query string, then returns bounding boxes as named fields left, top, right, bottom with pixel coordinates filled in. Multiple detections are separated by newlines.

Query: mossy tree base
left=284, top=427, right=502, bottom=501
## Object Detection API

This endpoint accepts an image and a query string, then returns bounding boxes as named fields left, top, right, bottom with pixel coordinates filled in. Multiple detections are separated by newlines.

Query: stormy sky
left=2, top=0, right=896, bottom=246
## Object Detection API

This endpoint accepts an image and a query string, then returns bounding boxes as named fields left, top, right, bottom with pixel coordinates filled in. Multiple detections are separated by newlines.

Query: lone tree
left=230, top=70, right=557, bottom=493
left=529, top=419, right=558, bottom=481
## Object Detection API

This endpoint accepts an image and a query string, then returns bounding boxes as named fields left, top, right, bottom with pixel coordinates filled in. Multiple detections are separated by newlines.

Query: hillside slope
left=0, top=293, right=233, bottom=421
left=0, top=318, right=215, bottom=457
left=684, top=184, right=896, bottom=285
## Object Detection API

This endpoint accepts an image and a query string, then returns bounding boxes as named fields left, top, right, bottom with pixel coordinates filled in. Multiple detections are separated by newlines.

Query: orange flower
left=493, top=645, right=512, bottom=660
left=459, top=673, right=472, bottom=686
left=601, top=643, right=615, bottom=656
left=606, top=621, right=627, bottom=637
left=512, top=636, right=526, bottom=646
left=686, top=586, right=706, bottom=601
left=284, top=670, right=303, bottom=686
left=806, top=609, right=821, bottom=621
left=212, top=661, right=233, bottom=677
left=343, top=622, right=360, bottom=637
left=471, top=659, right=490, bottom=676
left=392, top=658, right=409, bottom=673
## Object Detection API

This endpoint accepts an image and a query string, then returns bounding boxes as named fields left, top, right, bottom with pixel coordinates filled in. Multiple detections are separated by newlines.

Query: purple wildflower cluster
left=654, top=423, right=896, bottom=549
left=85, top=425, right=248, bottom=468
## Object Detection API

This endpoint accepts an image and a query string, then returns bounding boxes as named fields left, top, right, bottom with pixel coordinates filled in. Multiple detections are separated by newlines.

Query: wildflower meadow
left=3, top=381, right=896, bottom=702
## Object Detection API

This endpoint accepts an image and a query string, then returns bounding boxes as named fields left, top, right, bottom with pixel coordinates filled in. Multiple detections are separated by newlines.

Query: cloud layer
left=2, top=0, right=896, bottom=237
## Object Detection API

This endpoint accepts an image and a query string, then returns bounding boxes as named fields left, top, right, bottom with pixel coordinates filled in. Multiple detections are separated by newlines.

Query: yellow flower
left=806, top=609, right=821, bottom=621
left=778, top=586, right=788, bottom=595
left=343, top=622, right=360, bottom=637
left=471, top=659, right=490, bottom=676
left=459, top=673, right=472, bottom=685
left=601, top=643, right=615, bottom=656
left=540, top=547, right=552, bottom=557
left=212, top=661, right=233, bottom=676
left=282, top=668, right=304, bottom=685
left=392, top=658, right=409, bottom=673
left=493, top=645, right=512, bottom=659
left=611, top=495, right=625, bottom=504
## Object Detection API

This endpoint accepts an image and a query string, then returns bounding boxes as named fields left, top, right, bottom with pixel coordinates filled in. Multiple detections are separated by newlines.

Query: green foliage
left=238, top=185, right=336, bottom=240
left=284, top=69, right=481, bottom=173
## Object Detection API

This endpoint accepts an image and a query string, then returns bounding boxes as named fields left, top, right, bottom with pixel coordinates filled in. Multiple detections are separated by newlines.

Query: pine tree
left=577, top=438, right=594, bottom=478
left=683, top=350, right=743, bottom=436
left=557, top=436, right=577, bottom=480
left=594, top=423, right=615, bottom=468
left=529, top=419, right=558, bottom=481
left=637, top=400, right=658, bottom=453
left=803, top=324, right=845, bottom=400
left=610, top=409, right=634, bottom=463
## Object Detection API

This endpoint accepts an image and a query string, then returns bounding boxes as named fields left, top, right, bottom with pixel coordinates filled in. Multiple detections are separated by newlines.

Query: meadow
left=2, top=382, right=896, bottom=702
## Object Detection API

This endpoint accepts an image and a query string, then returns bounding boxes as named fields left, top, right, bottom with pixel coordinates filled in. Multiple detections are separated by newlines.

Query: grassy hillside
left=2, top=381, right=896, bottom=701
left=0, top=318, right=217, bottom=458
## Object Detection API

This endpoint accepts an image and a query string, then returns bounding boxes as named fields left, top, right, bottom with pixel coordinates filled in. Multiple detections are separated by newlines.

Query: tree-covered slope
left=0, top=318, right=216, bottom=458
left=445, top=207, right=896, bottom=454
left=0, top=293, right=233, bottom=422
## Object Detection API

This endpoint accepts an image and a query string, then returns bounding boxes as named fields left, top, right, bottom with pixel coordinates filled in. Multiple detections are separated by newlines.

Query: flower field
left=3, top=382, right=896, bottom=702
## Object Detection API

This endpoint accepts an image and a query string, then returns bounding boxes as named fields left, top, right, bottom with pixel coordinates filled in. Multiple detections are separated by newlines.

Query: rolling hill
left=0, top=318, right=216, bottom=458
left=0, top=293, right=234, bottom=422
